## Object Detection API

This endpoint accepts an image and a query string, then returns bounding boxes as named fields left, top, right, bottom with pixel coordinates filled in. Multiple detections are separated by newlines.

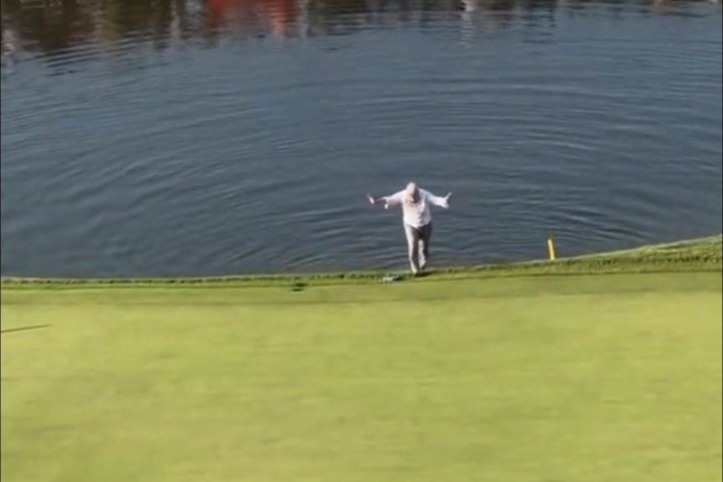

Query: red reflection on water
left=208, top=0, right=297, bottom=37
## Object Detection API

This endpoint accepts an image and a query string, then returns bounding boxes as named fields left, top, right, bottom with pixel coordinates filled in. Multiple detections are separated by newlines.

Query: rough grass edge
left=2, top=235, right=721, bottom=290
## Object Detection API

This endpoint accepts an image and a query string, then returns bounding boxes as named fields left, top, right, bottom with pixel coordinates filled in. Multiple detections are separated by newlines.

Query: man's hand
left=443, top=192, right=453, bottom=207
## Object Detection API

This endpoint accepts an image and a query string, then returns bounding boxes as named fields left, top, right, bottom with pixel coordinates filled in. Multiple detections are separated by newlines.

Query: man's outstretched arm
left=424, top=190, right=453, bottom=208
left=367, top=191, right=404, bottom=209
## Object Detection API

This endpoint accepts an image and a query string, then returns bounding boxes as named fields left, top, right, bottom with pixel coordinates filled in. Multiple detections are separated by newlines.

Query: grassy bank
left=2, top=234, right=721, bottom=288
left=1, top=237, right=721, bottom=482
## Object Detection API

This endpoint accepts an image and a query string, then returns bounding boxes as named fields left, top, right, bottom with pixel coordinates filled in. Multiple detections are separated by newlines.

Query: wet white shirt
left=383, top=189, right=448, bottom=228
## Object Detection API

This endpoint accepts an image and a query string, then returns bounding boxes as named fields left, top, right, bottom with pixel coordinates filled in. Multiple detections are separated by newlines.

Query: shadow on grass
left=1, top=324, right=51, bottom=334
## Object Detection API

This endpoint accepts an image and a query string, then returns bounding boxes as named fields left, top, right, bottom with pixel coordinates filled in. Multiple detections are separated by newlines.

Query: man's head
left=404, top=182, right=420, bottom=204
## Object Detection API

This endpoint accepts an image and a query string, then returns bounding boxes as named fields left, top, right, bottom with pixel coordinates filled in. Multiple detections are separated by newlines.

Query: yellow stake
left=548, top=235, right=557, bottom=261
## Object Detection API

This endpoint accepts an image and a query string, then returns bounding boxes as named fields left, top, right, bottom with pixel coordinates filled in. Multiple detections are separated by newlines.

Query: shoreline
left=2, top=235, right=720, bottom=289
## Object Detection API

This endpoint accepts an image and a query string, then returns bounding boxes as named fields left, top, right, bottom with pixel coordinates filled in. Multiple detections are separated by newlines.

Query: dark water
left=1, top=0, right=721, bottom=277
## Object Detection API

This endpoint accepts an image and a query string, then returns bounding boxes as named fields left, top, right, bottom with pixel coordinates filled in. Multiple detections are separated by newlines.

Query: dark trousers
left=404, top=223, right=432, bottom=273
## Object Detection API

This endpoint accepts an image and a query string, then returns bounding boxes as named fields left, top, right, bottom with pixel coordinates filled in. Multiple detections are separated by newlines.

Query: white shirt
left=384, top=189, right=449, bottom=228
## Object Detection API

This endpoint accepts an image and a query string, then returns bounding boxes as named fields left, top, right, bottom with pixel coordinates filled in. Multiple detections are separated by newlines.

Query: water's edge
left=3, top=235, right=720, bottom=289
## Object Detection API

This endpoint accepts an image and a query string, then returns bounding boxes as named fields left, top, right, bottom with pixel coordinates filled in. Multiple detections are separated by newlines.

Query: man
left=368, top=182, right=452, bottom=275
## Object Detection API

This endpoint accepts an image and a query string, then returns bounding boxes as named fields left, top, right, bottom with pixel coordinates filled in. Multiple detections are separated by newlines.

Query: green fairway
left=2, top=268, right=721, bottom=482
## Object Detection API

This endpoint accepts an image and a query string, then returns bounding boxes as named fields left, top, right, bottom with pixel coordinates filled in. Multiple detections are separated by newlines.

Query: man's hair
left=404, top=182, right=420, bottom=204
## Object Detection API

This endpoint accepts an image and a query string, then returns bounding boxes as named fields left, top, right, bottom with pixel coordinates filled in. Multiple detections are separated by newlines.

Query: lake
left=1, top=0, right=721, bottom=277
